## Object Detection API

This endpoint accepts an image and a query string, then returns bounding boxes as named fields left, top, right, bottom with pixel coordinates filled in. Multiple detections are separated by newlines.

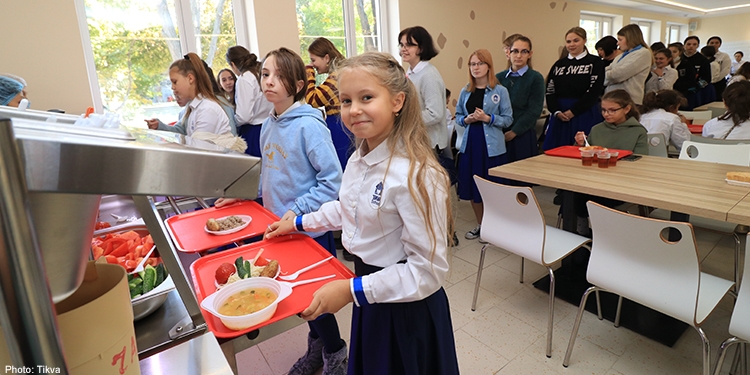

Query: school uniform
left=235, top=71, right=274, bottom=157
left=645, top=65, right=678, bottom=93
left=713, top=50, right=731, bottom=98
left=306, top=66, right=353, bottom=171
left=640, top=109, right=691, bottom=151
left=605, top=45, right=652, bottom=104
left=682, top=52, right=716, bottom=109
left=496, top=65, right=545, bottom=163
left=703, top=117, right=750, bottom=140
left=299, top=139, right=459, bottom=375
left=544, top=51, right=605, bottom=150
left=407, top=61, right=449, bottom=150
left=455, top=84, right=513, bottom=203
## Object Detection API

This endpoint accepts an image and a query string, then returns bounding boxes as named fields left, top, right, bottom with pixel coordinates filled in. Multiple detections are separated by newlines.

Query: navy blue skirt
left=542, top=98, right=602, bottom=150
left=239, top=124, right=262, bottom=157
left=506, top=127, right=538, bottom=163
left=326, top=114, right=354, bottom=171
left=458, top=124, right=507, bottom=203
left=348, top=259, right=459, bottom=375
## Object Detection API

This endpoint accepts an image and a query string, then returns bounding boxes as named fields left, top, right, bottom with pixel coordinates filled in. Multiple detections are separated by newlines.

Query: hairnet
left=0, top=76, right=24, bottom=106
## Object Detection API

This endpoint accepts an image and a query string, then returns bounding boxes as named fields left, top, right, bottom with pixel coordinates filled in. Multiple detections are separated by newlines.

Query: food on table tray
left=260, top=260, right=279, bottom=278
left=215, top=254, right=278, bottom=287
left=578, top=146, right=607, bottom=152
left=206, top=216, right=245, bottom=232
left=95, top=221, right=111, bottom=230
left=727, top=171, right=750, bottom=183
left=91, top=230, right=159, bottom=273
left=215, top=263, right=236, bottom=285
left=128, top=263, right=168, bottom=299
left=218, top=287, right=277, bottom=316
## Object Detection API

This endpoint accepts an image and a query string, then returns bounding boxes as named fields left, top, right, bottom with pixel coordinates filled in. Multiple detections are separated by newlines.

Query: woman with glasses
left=455, top=49, right=513, bottom=242
left=496, top=35, right=545, bottom=165
left=604, top=24, right=652, bottom=106
left=398, top=26, right=449, bottom=154
left=543, top=26, right=605, bottom=150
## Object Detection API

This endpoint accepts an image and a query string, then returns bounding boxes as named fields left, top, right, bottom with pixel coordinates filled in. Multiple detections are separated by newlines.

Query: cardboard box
left=55, top=262, right=140, bottom=375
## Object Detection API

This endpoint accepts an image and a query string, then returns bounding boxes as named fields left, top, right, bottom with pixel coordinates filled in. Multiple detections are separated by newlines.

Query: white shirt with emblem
left=301, top=140, right=450, bottom=304
left=186, top=95, right=232, bottom=136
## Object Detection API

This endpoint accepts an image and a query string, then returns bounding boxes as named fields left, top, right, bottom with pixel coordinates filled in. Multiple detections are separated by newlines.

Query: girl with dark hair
left=640, top=90, right=691, bottom=150
left=703, top=80, right=750, bottom=139
left=398, top=26, right=448, bottom=153
left=226, top=45, right=274, bottom=156
left=595, top=36, right=621, bottom=67
left=306, top=37, right=353, bottom=170
left=645, top=49, right=678, bottom=93
left=728, top=62, right=750, bottom=86
left=669, top=42, right=698, bottom=107
left=543, top=26, right=605, bottom=150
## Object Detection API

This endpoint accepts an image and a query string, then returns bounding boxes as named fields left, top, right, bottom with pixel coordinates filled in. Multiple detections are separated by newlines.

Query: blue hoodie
left=260, top=102, right=342, bottom=237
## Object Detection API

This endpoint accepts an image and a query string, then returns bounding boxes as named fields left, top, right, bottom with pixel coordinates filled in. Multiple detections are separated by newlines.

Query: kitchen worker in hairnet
left=0, top=75, right=28, bottom=107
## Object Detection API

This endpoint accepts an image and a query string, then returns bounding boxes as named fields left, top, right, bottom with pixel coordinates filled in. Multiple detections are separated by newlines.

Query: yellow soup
left=218, top=287, right=277, bottom=316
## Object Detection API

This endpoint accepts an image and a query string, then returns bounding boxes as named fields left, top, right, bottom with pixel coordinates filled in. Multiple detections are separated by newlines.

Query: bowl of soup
left=200, top=277, right=293, bottom=330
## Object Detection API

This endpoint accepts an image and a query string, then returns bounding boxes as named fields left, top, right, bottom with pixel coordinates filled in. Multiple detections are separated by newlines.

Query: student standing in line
left=306, top=37, right=353, bottom=171
left=731, top=51, right=746, bottom=75
left=217, top=48, right=346, bottom=375
left=707, top=36, right=731, bottom=98
left=604, top=24, right=652, bottom=106
left=543, top=26, right=605, bottom=150
left=455, top=49, right=513, bottom=242
left=496, top=35, right=545, bottom=164
left=217, top=68, right=237, bottom=108
left=668, top=42, right=698, bottom=108
left=682, top=36, right=714, bottom=109
left=595, top=36, right=621, bottom=68
left=264, top=51, right=460, bottom=375
left=645, top=48, right=678, bottom=93
left=226, top=45, right=274, bottom=156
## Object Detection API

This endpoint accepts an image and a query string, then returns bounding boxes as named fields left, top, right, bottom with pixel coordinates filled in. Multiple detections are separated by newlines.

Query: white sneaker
left=465, top=225, right=481, bottom=240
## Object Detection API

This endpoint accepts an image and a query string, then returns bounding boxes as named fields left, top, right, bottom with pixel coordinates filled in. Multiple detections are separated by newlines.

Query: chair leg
left=471, top=244, right=489, bottom=311
left=732, top=232, right=741, bottom=298
left=563, top=286, right=602, bottom=368
left=696, top=326, right=712, bottom=375
left=519, top=257, right=525, bottom=284
left=595, top=290, right=603, bottom=320
left=556, top=214, right=562, bottom=229
left=614, top=295, right=624, bottom=327
left=741, top=342, right=747, bottom=375
left=546, top=266, right=555, bottom=358
left=715, top=337, right=744, bottom=375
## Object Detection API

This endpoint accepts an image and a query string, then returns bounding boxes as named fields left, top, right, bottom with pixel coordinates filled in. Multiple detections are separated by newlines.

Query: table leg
left=562, top=190, right=577, bottom=233
left=669, top=211, right=689, bottom=241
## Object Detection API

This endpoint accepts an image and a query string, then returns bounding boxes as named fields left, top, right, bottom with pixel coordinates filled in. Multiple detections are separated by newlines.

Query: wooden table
left=489, top=154, right=750, bottom=230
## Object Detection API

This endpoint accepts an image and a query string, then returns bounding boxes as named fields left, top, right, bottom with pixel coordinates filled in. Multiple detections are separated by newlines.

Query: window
left=80, top=0, right=240, bottom=125
left=667, top=24, right=686, bottom=44
left=296, top=0, right=385, bottom=59
left=580, top=14, right=612, bottom=53
left=635, top=20, right=652, bottom=44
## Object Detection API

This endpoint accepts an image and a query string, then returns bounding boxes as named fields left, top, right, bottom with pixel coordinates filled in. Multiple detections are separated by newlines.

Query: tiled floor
left=235, top=186, right=743, bottom=375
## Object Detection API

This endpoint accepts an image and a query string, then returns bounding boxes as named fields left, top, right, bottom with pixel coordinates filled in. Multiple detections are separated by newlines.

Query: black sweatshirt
left=545, top=53, right=605, bottom=116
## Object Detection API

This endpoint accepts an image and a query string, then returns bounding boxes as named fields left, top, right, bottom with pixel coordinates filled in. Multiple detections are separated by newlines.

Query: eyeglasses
left=398, top=42, right=417, bottom=49
left=468, top=62, right=486, bottom=67
left=509, top=49, right=531, bottom=55
left=601, top=107, right=624, bottom=115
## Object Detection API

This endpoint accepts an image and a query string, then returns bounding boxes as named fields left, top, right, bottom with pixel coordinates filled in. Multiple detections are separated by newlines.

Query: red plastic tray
left=544, top=145, right=633, bottom=159
left=688, top=124, right=703, bottom=134
left=189, top=234, right=355, bottom=339
left=165, top=200, right=279, bottom=253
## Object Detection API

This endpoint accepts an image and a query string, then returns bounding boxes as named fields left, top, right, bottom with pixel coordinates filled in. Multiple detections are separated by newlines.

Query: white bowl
left=200, top=277, right=292, bottom=330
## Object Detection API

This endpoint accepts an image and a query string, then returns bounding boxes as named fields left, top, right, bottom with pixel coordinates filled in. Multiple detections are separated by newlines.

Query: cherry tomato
left=215, top=263, right=235, bottom=285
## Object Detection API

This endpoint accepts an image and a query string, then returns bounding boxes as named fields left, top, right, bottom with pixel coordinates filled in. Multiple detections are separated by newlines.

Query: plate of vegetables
left=215, top=255, right=280, bottom=289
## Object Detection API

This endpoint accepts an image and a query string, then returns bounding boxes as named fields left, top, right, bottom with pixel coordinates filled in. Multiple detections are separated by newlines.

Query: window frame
left=580, top=12, right=614, bottom=52
left=75, top=0, right=248, bottom=114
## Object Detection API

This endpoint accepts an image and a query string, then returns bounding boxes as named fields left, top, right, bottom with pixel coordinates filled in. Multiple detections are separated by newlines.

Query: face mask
left=18, top=98, right=29, bottom=110
left=673, top=56, right=681, bottom=65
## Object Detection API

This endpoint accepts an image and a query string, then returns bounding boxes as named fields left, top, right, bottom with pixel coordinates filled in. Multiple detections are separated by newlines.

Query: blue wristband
left=295, top=215, right=304, bottom=231
left=490, top=114, right=495, bottom=124
left=352, top=277, right=368, bottom=306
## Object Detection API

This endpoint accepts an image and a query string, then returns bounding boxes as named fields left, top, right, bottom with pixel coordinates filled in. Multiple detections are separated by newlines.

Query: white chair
left=690, top=135, right=750, bottom=145
left=651, top=141, right=750, bottom=296
left=713, top=233, right=750, bottom=375
left=563, top=202, right=734, bottom=375
left=679, top=110, right=714, bottom=121
left=471, top=176, right=591, bottom=358
left=647, top=132, right=669, bottom=157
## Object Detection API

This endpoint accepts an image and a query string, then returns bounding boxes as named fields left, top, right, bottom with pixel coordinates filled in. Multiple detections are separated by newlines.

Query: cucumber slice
left=142, top=265, right=157, bottom=294
left=235, top=256, right=248, bottom=279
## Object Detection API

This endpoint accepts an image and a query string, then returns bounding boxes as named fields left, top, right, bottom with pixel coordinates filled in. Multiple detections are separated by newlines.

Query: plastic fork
left=278, top=256, right=334, bottom=281
left=584, top=134, right=591, bottom=147
left=283, top=274, right=336, bottom=287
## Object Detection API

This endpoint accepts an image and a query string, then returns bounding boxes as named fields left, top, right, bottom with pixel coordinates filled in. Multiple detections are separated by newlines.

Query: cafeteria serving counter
left=0, top=116, right=261, bottom=373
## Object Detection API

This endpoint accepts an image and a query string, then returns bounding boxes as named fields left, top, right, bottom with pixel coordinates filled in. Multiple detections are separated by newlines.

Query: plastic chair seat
left=543, top=226, right=591, bottom=265
left=696, top=273, right=734, bottom=324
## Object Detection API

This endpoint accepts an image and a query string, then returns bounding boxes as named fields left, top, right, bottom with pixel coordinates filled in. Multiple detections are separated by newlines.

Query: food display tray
left=544, top=145, right=633, bottom=159
left=165, top=200, right=279, bottom=253
left=189, top=234, right=355, bottom=338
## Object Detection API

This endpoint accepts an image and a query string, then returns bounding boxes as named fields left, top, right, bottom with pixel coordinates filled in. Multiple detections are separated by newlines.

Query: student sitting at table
left=573, top=89, right=647, bottom=235
left=640, top=89, right=691, bottom=151
left=702, top=80, right=750, bottom=140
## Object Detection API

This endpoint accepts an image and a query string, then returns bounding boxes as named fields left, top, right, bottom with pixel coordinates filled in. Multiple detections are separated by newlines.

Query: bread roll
left=727, top=172, right=750, bottom=182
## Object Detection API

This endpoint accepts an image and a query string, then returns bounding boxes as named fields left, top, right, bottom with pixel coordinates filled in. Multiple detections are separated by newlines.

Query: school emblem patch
left=491, top=93, right=500, bottom=104
left=370, top=181, right=383, bottom=208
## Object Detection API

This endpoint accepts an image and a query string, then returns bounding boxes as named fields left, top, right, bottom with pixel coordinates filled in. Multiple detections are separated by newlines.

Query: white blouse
left=234, top=72, right=273, bottom=126
left=639, top=109, right=691, bottom=150
left=644, top=66, right=678, bottom=94
left=703, top=117, right=750, bottom=140
left=185, top=96, right=232, bottom=136
left=301, top=140, right=450, bottom=305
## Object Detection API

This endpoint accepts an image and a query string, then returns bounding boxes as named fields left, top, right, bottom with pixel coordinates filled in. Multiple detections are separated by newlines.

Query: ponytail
left=169, top=52, right=221, bottom=121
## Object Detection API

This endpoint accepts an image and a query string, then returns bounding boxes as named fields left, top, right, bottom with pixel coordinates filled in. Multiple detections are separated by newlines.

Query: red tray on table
left=165, top=200, right=280, bottom=253
left=688, top=124, right=703, bottom=134
left=544, top=145, right=633, bottom=159
left=190, top=234, right=355, bottom=339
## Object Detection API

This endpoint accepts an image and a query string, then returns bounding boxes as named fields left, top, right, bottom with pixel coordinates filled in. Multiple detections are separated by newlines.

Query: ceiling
left=581, top=0, right=750, bottom=17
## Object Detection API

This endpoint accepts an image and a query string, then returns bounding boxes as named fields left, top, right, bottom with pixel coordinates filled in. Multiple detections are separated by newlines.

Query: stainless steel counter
left=139, top=331, right=233, bottom=375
